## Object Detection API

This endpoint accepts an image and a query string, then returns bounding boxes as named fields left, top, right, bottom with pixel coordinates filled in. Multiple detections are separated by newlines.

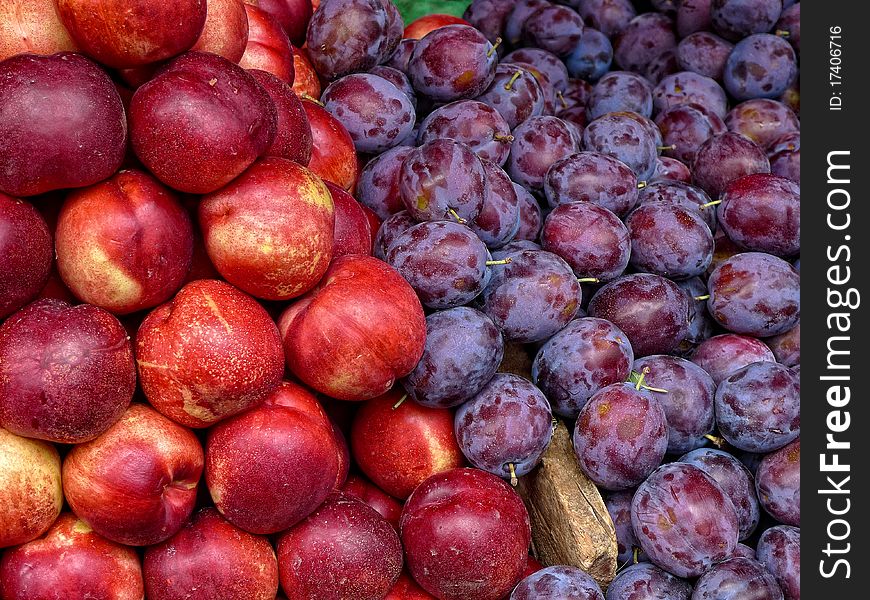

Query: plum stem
left=637, top=181, right=648, bottom=189
left=700, top=200, right=722, bottom=210
left=705, top=434, right=726, bottom=448
left=556, top=90, right=568, bottom=109
left=577, top=277, right=599, bottom=284
left=392, top=393, right=408, bottom=410
left=447, top=208, right=467, bottom=224
left=657, top=144, right=676, bottom=151
left=635, top=366, right=650, bottom=391
left=508, top=463, right=518, bottom=487
left=504, top=70, right=523, bottom=91
left=487, top=37, right=503, bottom=58
left=776, top=29, right=790, bottom=37
left=493, top=132, right=515, bottom=143
left=693, top=294, right=710, bottom=301
left=486, top=258, right=513, bottom=266
left=633, top=547, right=640, bottom=564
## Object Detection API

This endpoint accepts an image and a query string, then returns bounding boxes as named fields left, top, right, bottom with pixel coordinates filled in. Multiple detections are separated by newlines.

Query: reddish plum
left=691, top=333, right=777, bottom=384
left=692, top=132, right=770, bottom=199
left=544, top=152, right=640, bottom=217
left=756, top=438, right=800, bottom=526
left=508, top=116, right=579, bottom=191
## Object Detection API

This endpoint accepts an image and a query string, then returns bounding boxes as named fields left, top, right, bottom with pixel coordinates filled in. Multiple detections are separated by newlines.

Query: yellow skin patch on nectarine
left=77, top=245, right=143, bottom=307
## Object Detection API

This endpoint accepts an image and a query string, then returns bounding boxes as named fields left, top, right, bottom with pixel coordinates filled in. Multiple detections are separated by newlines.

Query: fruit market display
left=0, top=0, right=799, bottom=599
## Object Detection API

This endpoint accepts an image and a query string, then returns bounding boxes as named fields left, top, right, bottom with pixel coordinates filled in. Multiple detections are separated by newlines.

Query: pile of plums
left=0, top=0, right=799, bottom=599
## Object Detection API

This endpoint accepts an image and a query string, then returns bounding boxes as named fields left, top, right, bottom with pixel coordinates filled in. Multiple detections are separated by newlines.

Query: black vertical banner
left=803, top=2, right=869, bottom=596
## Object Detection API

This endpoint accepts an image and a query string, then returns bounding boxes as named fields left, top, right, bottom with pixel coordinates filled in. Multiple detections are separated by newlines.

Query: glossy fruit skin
left=544, top=152, right=640, bottom=217
left=0, top=0, right=80, bottom=61
left=409, top=24, right=497, bottom=102
left=756, top=438, right=800, bottom=526
left=514, top=183, right=543, bottom=241
left=756, top=526, right=800, bottom=600
left=652, top=156, right=692, bottom=183
left=0, top=194, right=52, bottom=319
left=679, top=448, right=760, bottom=541
left=523, top=4, right=585, bottom=57
left=418, top=100, right=512, bottom=167
left=357, top=146, right=414, bottom=220
left=351, top=388, right=464, bottom=499
left=302, top=98, right=359, bottom=190
left=475, top=64, right=545, bottom=130
left=691, top=333, right=777, bottom=384
left=718, top=174, right=800, bottom=257
left=238, top=4, right=295, bottom=83
left=374, top=210, right=417, bottom=260
left=143, top=508, right=278, bottom=600
left=604, top=492, right=649, bottom=566
left=578, top=0, right=637, bottom=37
left=724, top=34, right=798, bottom=102
left=400, top=468, right=531, bottom=600
left=249, top=69, right=313, bottom=166
left=277, top=492, right=403, bottom=600
left=631, top=463, right=739, bottom=578
left=0, top=299, right=135, bottom=443
left=637, top=180, right=718, bottom=231
left=340, top=474, right=403, bottom=531
left=327, top=181, right=372, bottom=258
left=566, top=28, right=613, bottom=81
left=509, top=116, right=579, bottom=191
left=472, top=159, right=521, bottom=248
left=711, top=0, right=782, bottom=41
left=726, top=99, right=799, bottom=150
left=587, top=71, right=653, bottom=119
left=402, top=307, right=503, bottom=409
left=677, top=32, right=733, bottom=80
left=626, top=203, right=714, bottom=280
left=715, top=361, right=800, bottom=453
left=613, top=13, right=677, bottom=74
left=605, top=563, right=693, bottom=599
left=692, top=557, right=784, bottom=600
left=692, top=132, right=770, bottom=199
left=707, top=252, right=800, bottom=337
left=766, top=321, right=800, bottom=367
left=511, top=566, right=604, bottom=600
left=0, top=53, right=126, bottom=197
left=192, top=0, right=250, bottom=62
left=582, top=113, right=658, bottom=182
left=573, top=383, right=669, bottom=491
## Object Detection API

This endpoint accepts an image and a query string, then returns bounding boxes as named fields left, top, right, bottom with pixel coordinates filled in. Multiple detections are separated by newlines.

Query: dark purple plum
left=676, top=0, right=713, bottom=37
left=475, top=64, right=545, bottom=130
left=523, top=5, right=585, bottom=58
left=542, top=202, right=631, bottom=282
left=480, top=250, right=582, bottom=343
left=605, top=563, right=692, bottom=600
left=507, top=116, right=578, bottom=191
left=692, top=557, right=784, bottom=600
left=578, top=0, right=636, bottom=37
left=756, top=438, right=800, bottom=526
left=357, top=146, right=414, bottom=220
left=724, top=34, right=798, bottom=102
left=386, top=220, right=491, bottom=309
left=779, top=79, right=800, bottom=115
left=651, top=157, right=692, bottom=183
left=776, top=3, right=800, bottom=54
left=707, top=252, right=800, bottom=337
left=533, top=317, right=634, bottom=418
left=508, top=62, right=558, bottom=116
left=627, top=203, right=713, bottom=279
left=644, top=49, right=681, bottom=85
left=373, top=210, right=416, bottom=261
left=756, top=526, right=799, bottom=600
left=455, top=373, right=553, bottom=481
left=558, top=107, right=589, bottom=139
left=399, top=139, right=488, bottom=223
left=637, top=181, right=718, bottom=230
left=417, top=100, right=513, bottom=166
left=676, top=277, right=716, bottom=350
left=322, top=73, right=415, bottom=153
left=677, top=32, right=734, bottom=81
left=634, top=356, right=715, bottom=454
left=726, top=100, right=800, bottom=150
left=679, top=448, right=760, bottom=540
left=733, top=543, right=757, bottom=560
left=463, top=0, right=515, bottom=45
left=769, top=136, right=800, bottom=183
left=719, top=174, right=799, bottom=257
left=574, top=383, right=668, bottom=491
left=368, top=65, right=417, bottom=108
left=408, top=24, right=498, bottom=102
left=582, top=113, right=658, bottom=182
left=765, top=321, right=799, bottom=367
left=305, top=0, right=393, bottom=79
left=711, top=0, right=783, bottom=41
left=544, top=152, right=640, bottom=217
left=504, top=0, right=551, bottom=47
left=613, top=13, right=677, bottom=74
left=589, top=274, right=690, bottom=357
left=511, top=566, right=604, bottom=600
left=562, top=78, right=593, bottom=110
left=693, top=133, right=770, bottom=199
left=402, top=307, right=503, bottom=409
left=655, top=104, right=727, bottom=166
left=502, top=48, right=570, bottom=92
left=605, top=492, right=649, bottom=565
left=566, top=28, right=613, bottom=81
left=715, top=361, right=800, bottom=453
left=587, top=72, right=653, bottom=119
left=384, top=39, right=417, bottom=73
left=472, top=159, right=520, bottom=249
left=492, top=240, right=541, bottom=262
left=691, top=333, right=777, bottom=384
left=514, top=184, right=543, bottom=241
left=631, top=463, right=739, bottom=578
left=653, top=72, right=728, bottom=119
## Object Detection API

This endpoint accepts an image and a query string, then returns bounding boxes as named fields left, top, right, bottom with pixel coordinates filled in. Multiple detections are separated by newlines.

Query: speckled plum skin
left=692, top=132, right=770, bottom=199
left=653, top=71, right=728, bottom=118
left=633, top=355, right=715, bottom=454
left=543, top=202, right=631, bottom=282
left=605, top=492, right=649, bottom=565
left=655, top=104, right=725, bottom=166
left=0, top=429, right=62, bottom=548
left=238, top=5, right=294, bottom=83
left=418, top=101, right=512, bottom=166
left=613, top=13, right=677, bottom=74
left=302, top=98, right=359, bottom=191
left=55, top=169, right=193, bottom=315
left=199, top=158, right=334, bottom=301
left=480, top=250, right=582, bottom=344
left=402, top=307, right=503, bottom=409
left=582, top=113, right=658, bottom=182
left=573, top=383, right=669, bottom=491
left=130, top=52, right=276, bottom=194
left=715, top=361, right=800, bottom=453
left=707, top=252, right=800, bottom=337
left=627, top=203, right=714, bottom=279
left=386, top=221, right=491, bottom=309
left=508, top=116, right=578, bottom=191
left=62, top=404, right=204, bottom=546
left=514, top=184, right=543, bottom=241
left=757, top=526, right=800, bottom=600
left=676, top=0, right=713, bottom=37
left=0, top=0, right=79, bottom=61
left=249, top=70, right=312, bottom=166
left=724, top=34, right=798, bottom=102
left=589, top=274, right=690, bottom=357
left=587, top=71, right=652, bottom=119
left=544, top=152, right=640, bottom=217
left=631, top=463, right=739, bottom=578
left=277, top=492, right=403, bottom=600
left=475, top=64, right=545, bottom=130
left=605, top=563, right=692, bottom=600
left=322, top=73, right=415, bottom=154
left=56, top=0, right=205, bottom=68
left=401, top=468, right=531, bottom=600
left=0, top=513, right=143, bottom=599
left=191, top=0, right=249, bottom=62
left=455, top=373, right=553, bottom=479
left=692, top=557, right=783, bottom=600
left=691, top=333, right=776, bottom=384
left=0, top=53, right=126, bottom=197
left=305, top=0, right=391, bottom=79
left=652, top=156, right=693, bottom=183
left=0, top=194, right=52, bottom=319
left=677, top=32, right=733, bottom=81
left=136, top=279, right=284, bottom=428
left=357, top=146, right=414, bottom=220
left=511, top=566, right=604, bottom=600
left=409, top=25, right=497, bottom=102
left=766, top=321, right=800, bottom=367
left=756, top=438, right=800, bottom=526
left=351, top=388, right=464, bottom=499
left=205, top=382, right=342, bottom=534
left=143, top=508, right=277, bottom=600
left=0, top=299, right=135, bottom=443
left=679, top=448, right=760, bottom=540
left=719, top=174, right=800, bottom=257
left=472, top=159, right=521, bottom=248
